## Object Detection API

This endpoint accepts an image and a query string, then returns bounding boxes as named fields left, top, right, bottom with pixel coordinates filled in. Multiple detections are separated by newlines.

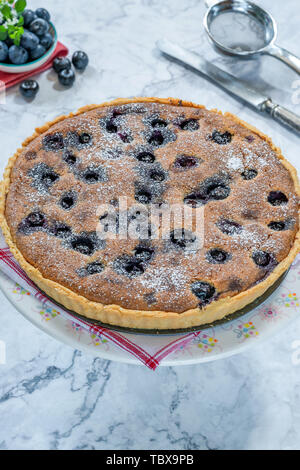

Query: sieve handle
left=265, top=44, right=300, bottom=75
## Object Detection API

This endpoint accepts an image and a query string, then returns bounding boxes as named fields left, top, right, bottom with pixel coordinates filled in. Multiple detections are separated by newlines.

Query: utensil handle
left=265, top=44, right=300, bottom=75
left=263, top=99, right=300, bottom=134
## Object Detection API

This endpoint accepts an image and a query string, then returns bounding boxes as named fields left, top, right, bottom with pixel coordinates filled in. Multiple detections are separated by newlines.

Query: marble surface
left=0, top=0, right=299, bottom=450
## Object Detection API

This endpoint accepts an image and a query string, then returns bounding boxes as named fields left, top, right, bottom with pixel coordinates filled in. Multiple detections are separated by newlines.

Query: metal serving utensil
left=158, top=39, right=300, bottom=134
left=204, top=0, right=300, bottom=75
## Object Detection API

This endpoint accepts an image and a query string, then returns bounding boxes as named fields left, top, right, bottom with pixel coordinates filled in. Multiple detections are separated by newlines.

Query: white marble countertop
left=0, top=0, right=299, bottom=450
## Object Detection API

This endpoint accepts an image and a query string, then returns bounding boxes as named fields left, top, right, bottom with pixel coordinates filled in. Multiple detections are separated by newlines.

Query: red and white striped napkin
left=0, top=231, right=200, bottom=370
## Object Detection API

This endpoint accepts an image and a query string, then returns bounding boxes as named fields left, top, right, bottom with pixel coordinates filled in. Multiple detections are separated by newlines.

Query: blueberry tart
left=0, top=98, right=299, bottom=330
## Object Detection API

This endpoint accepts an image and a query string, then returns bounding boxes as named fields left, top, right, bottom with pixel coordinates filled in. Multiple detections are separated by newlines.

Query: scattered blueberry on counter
left=53, top=56, right=71, bottom=73
left=58, top=67, right=76, bottom=87
left=72, top=51, right=89, bottom=71
left=53, top=52, right=89, bottom=87
left=19, top=80, right=39, bottom=99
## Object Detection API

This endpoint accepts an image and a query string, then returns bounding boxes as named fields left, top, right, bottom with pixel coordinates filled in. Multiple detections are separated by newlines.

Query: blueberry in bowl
left=23, top=10, right=38, bottom=27
left=40, top=32, right=54, bottom=50
left=29, top=18, right=49, bottom=37
left=0, top=42, right=8, bottom=62
left=30, top=44, right=46, bottom=60
left=35, top=8, right=51, bottom=22
left=20, top=30, right=39, bottom=51
left=8, top=45, right=29, bottom=65
left=0, top=8, right=57, bottom=74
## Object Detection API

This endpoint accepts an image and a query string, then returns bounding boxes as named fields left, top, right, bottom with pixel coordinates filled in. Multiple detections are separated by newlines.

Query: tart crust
left=0, top=97, right=299, bottom=330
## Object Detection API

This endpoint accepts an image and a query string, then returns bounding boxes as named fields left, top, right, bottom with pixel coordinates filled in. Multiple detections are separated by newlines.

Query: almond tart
left=0, top=97, right=299, bottom=330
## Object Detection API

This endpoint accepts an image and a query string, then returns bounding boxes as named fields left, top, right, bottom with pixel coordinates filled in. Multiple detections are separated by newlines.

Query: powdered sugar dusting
left=6, top=102, right=298, bottom=313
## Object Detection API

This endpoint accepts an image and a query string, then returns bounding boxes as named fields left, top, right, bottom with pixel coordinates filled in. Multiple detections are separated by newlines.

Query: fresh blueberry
left=0, top=41, right=8, bottom=62
left=53, top=56, right=71, bottom=73
left=40, top=32, right=53, bottom=50
left=22, top=10, right=38, bottom=27
left=8, top=45, right=29, bottom=64
left=29, top=18, right=49, bottom=37
left=35, top=8, right=51, bottom=22
left=5, top=37, right=14, bottom=47
left=20, top=30, right=39, bottom=51
left=58, top=68, right=76, bottom=87
left=20, top=80, right=39, bottom=99
left=72, top=51, right=89, bottom=71
left=30, top=44, right=46, bottom=60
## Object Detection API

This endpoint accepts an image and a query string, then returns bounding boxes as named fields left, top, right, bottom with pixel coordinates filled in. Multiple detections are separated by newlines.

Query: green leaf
left=8, top=25, right=22, bottom=46
left=15, top=0, right=26, bottom=14
left=0, top=25, right=7, bottom=41
left=1, top=4, right=12, bottom=19
left=18, top=16, right=24, bottom=26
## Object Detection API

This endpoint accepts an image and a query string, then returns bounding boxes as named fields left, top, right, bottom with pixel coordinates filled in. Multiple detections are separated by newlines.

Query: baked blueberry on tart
left=0, top=98, right=299, bottom=330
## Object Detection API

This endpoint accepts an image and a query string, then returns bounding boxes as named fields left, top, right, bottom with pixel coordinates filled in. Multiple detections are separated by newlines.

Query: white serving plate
left=0, top=256, right=299, bottom=366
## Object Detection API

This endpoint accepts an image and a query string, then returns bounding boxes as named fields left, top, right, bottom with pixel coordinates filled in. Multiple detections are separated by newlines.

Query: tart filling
left=0, top=97, right=299, bottom=329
